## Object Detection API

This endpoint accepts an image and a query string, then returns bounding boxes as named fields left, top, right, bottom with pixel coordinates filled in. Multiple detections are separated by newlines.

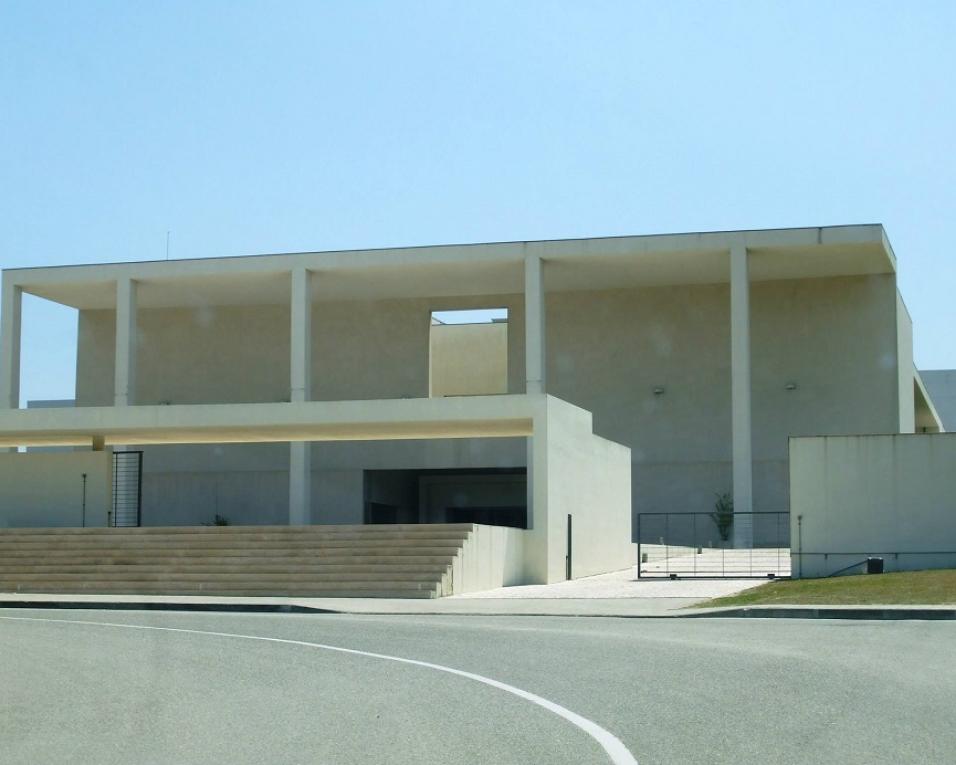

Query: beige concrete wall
left=74, top=274, right=900, bottom=528
left=135, top=438, right=527, bottom=526
left=528, top=397, right=633, bottom=583
left=76, top=310, right=115, bottom=406
left=896, top=293, right=916, bottom=433
left=313, top=294, right=523, bottom=401
left=914, top=375, right=943, bottom=433
left=78, top=306, right=291, bottom=406
left=547, top=274, right=899, bottom=515
left=143, top=466, right=366, bottom=527
left=136, top=443, right=286, bottom=526
left=444, top=524, right=525, bottom=594
left=790, top=433, right=956, bottom=577
left=77, top=294, right=525, bottom=406
left=429, top=321, right=508, bottom=397
left=0, top=451, right=111, bottom=527
left=921, top=370, right=956, bottom=431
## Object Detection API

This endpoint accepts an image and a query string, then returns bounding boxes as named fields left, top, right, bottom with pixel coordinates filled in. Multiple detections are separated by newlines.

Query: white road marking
left=1, top=614, right=638, bottom=765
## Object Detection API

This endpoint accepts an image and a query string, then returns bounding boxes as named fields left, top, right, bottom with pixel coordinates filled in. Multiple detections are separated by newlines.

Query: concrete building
left=919, top=370, right=956, bottom=431
left=0, top=224, right=947, bottom=590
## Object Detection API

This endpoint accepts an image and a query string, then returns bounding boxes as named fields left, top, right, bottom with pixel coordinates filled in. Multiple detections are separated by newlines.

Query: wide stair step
left=0, top=524, right=475, bottom=598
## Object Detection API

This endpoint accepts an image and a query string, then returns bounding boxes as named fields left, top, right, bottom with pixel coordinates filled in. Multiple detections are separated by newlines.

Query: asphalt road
left=1, top=610, right=953, bottom=764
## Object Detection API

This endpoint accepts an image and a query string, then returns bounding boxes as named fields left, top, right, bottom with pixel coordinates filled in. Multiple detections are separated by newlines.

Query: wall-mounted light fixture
left=784, top=382, right=797, bottom=391
left=652, top=386, right=666, bottom=396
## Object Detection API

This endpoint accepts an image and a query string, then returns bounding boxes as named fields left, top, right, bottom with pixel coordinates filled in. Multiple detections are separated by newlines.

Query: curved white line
left=1, top=615, right=637, bottom=764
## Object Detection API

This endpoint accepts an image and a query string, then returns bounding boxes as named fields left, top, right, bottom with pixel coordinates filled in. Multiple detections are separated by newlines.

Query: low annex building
left=0, top=225, right=947, bottom=590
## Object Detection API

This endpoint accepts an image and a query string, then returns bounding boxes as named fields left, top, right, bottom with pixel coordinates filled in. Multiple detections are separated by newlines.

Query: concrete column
left=0, top=278, right=22, bottom=410
left=730, top=243, right=754, bottom=547
left=524, top=253, right=546, bottom=394
left=290, top=266, right=312, bottom=404
left=289, top=267, right=312, bottom=525
left=289, top=441, right=311, bottom=526
left=525, top=409, right=551, bottom=584
left=114, top=277, right=138, bottom=407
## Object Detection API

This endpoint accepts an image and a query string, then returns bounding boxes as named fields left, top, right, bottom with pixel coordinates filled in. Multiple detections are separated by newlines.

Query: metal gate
left=111, top=450, right=143, bottom=527
left=637, top=511, right=790, bottom=578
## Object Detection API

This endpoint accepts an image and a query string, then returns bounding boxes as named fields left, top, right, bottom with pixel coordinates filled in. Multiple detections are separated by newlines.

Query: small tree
left=711, top=492, right=734, bottom=543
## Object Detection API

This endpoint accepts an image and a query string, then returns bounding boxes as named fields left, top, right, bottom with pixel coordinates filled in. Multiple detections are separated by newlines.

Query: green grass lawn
left=698, top=569, right=956, bottom=608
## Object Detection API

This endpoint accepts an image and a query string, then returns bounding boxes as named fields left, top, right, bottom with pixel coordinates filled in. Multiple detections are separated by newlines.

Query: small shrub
left=710, top=493, right=734, bottom=542
left=202, top=514, right=230, bottom=526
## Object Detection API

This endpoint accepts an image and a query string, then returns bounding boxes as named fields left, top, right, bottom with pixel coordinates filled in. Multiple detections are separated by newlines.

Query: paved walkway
left=0, top=568, right=767, bottom=617
left=452, top=566, right=766, bottom=599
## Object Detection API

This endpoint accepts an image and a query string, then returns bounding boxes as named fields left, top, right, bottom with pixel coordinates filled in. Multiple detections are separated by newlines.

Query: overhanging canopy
left=7, top=225, right=897, bottom=309
left=0, top=395, right=538, bottom=448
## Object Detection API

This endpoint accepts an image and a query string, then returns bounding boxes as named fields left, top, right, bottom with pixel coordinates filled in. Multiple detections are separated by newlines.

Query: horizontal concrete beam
left=0, top=394, right=544, bottom=448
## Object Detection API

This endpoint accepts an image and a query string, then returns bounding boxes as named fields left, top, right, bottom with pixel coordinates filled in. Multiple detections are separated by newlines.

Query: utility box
left=866, top=557, right=884, bottom=575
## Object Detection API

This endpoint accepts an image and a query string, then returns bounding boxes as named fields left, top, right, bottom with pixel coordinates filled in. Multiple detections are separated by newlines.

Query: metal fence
left=111, top=450, right=143, bottom=527
left=637, top=511, right=790, bottom=578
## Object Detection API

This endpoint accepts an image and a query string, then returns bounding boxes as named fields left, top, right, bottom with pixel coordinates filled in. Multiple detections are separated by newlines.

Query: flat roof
left=4, top=224, right=898, bottom=309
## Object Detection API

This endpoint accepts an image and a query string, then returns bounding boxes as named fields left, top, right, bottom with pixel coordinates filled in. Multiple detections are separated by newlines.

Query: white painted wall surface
left=790, top=433, right=956, bottom=577
left=0, top=451, right=111, bottom=528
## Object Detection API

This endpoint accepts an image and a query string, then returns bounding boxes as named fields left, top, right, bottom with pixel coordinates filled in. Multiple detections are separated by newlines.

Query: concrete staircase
left=0, top=524, right=477, bottom=598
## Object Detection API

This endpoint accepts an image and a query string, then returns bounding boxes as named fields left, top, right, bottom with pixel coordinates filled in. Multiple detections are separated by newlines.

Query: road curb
left=0, top=600, right=334, bottom=614
left=682, top=606, right=956, bottom=620
left=2, top=598, right=953, bottom=620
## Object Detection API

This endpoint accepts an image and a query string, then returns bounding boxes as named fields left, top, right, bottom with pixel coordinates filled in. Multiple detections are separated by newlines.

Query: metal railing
left=637, top=511, right=790, bottom=578
left=111, top=450, right=143, bottom=527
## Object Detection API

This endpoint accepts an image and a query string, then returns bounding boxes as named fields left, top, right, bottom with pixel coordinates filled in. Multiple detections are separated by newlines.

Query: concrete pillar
left=114, top=277, right=138, bottom=407
left=289, top=267, right=312, bottom=525
left=525, top=254, right=547, bottom=573
left=524, top=253, right=546, bottom=395
left=525, top=411, right=551, bottom=584
left=289, top=441, right=311, bottom=526
left=290, top=266, right=312, bottom=404
left=730, top=243, right=754, bottom=547
left=0, top=278, right=22, bottom=410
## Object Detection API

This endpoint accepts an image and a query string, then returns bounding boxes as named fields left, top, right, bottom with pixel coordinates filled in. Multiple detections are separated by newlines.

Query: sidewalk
left=0, top=568, right=766, bottom=617
left=2, top=568, right=952, bottom=619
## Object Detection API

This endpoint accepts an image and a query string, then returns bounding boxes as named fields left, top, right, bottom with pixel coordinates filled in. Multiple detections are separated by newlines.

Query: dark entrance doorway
left=364, top=467, right=527, bottom=529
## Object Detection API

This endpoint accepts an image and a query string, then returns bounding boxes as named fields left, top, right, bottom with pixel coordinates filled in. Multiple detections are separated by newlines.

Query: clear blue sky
left=2, top=1, right=954, bottom=404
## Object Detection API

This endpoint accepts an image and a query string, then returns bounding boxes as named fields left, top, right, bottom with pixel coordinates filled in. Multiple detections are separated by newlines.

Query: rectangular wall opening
left=19, top=293, right=77, bottom=410
left=429, top=308, right=508, bottom=397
